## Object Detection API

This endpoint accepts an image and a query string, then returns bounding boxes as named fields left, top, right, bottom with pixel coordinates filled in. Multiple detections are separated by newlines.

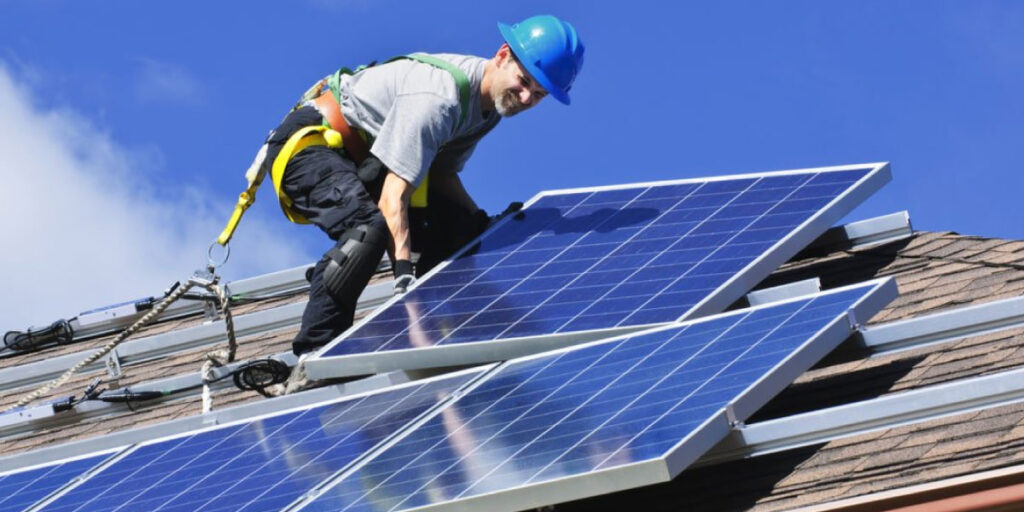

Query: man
left=268, top=15, right=585, bottom=359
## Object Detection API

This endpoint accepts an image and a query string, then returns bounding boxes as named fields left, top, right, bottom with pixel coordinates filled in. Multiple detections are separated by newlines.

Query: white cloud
left=0, top=63, right=315, bottom=332
left=134, top=58, right=205, bottom=105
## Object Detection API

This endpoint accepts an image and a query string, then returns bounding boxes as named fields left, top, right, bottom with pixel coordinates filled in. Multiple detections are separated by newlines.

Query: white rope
left=7, top=272, right=241, bottom=414
left=199, top=282, right=237, bottom=413
left=6, top=281, right=196, bottom=412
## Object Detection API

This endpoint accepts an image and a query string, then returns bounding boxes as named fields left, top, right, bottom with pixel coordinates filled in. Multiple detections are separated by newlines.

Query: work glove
left=393, top=259, right=417, bottom=295
left=491, top=202, right=525, bottom=226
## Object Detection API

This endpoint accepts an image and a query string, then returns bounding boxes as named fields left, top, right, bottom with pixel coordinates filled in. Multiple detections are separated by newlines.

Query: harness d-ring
left=207, top=240, right=231, bottom=269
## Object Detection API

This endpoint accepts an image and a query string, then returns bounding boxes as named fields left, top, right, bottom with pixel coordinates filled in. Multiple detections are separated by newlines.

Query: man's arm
left=429, top=171, right=479, bottom=213
left=378, top=170, right=415, bottom=262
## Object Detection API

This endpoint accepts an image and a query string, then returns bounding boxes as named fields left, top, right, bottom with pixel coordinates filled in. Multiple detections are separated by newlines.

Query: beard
left=493, top=88, right=525, bottom=117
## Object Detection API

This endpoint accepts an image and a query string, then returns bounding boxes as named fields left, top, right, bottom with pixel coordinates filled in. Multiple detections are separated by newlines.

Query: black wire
left=228, top=289, right=309, bottom=305
left=50, top=358, right=293, bottom=415
left=231, top=359, right=291, bottom=397
left=97, top=388, right=167, bottom=411
left=52, top=378, right=104, bottom=412
left=3, top=319, right=75, bottom=353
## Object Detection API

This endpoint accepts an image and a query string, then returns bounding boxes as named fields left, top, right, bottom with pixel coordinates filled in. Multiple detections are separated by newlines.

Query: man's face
left=491, top=50, right=548, bottom=117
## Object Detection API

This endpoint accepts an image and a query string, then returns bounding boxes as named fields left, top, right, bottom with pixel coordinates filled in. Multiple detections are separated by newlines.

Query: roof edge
left=790, top=461, right=1024, bottom=512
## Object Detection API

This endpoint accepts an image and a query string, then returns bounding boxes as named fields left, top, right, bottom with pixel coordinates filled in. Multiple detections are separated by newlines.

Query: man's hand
left=492, top=201, right=524, bottom=225
left=393, top=259, right=417, bottom=295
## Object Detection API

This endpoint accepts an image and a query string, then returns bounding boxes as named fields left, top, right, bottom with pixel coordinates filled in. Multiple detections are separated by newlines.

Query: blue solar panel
left=312, top=165, right=888, bottom=378
left=35, top=371, right=480, bottom=512
left=0, top=452, right=114, bottom=512
left=299, top=280, right=894, bottom=512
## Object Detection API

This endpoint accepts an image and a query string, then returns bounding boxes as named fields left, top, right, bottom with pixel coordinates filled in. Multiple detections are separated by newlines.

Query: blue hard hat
left=498, top=15, right=584, bottom=105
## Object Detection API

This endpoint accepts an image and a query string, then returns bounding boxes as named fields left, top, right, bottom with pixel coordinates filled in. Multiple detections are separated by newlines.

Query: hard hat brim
left=498, top=22, right=571, bottom=105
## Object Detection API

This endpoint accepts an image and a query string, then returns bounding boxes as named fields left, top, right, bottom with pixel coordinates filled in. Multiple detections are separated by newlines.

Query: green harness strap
left=399, top=53, right=471, bottom=129
left=325, top=53, right=472, bottom=131
left=317, top=54, right=472, bottom=209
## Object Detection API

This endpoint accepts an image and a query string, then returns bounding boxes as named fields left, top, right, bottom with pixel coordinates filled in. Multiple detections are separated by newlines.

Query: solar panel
left=33, top=370, right=483, bottom=512
left=296, top=278, right=897, bottom=512
left=0, top=452, right=116, bottom=512
left=308, top=163, right=891, bottom=379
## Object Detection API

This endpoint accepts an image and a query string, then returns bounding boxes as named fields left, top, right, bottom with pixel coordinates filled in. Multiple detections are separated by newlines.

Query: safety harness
left=217, top=54, right=471, bottom=245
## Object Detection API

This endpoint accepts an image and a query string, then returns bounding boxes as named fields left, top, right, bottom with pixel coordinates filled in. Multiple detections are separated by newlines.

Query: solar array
left=34, top=372, right=480, bottom=512
left=308, top=163, right=890, bottom=379
left=0, top=453, right=113, bottom=512
left=3, top=163, right=898, bottom=512
left=299, top=279, right=894, bottom=511
left=5, top=278, right=895, bottom=512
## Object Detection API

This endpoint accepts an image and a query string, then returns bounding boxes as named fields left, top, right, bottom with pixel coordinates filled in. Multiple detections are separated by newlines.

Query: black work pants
left=266, top=107, right=386, bottom=355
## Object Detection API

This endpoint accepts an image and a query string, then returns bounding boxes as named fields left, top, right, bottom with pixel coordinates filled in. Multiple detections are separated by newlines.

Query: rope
left=6, top=270, right=242, bottom=414
left=6, top=281, right=197, bottom=412
left=200, top=282, right=237, bottom=413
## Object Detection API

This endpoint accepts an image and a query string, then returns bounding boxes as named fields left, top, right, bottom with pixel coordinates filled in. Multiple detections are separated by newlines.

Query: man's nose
left=518, top=88, right=535, bottom=106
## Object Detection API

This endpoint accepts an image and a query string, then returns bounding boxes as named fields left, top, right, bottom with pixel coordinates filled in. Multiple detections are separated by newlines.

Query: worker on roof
left=264, top=15, right=585, bottom=358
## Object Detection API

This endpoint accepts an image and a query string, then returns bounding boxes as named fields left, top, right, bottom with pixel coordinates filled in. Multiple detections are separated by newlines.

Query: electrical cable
left=49, top=358, right=293, bottom=415
left=228, top=359, right=291, bottom=397
left=51, top=378, right=104, bottom=413
left=226, top=289, right=310, bottom=305
left=3, top=319, right=75, bottom=353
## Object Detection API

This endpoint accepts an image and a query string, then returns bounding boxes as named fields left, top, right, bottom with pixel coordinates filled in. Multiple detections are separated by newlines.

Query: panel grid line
left=459, top=313, right=738, bottom=494
left=394, top=334, right=659, bottom=508
left=33, top=374, right=480, bottom=512
left=298, top=282, right=889, bottom=511
left=494, top=185, right=693, bottom=338
left=590, top=298, right=817, bottom=471
left=555, top=178, right=763, bottom=331
left=338, top=340, right=626, bottom=511
left=615, top=175, right=819, bottom=326
left=139, top=414, right=315, bottom=512
left=378, top=190, right=602, bottom=351
left=71, top=429, right=241, bottom=512
left=152, top=390, right=404, bottom=512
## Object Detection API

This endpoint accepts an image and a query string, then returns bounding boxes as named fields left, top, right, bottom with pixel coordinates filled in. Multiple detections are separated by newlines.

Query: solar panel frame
left=294, top=278, right=897, bottom=512
left=26, top=367, right=491, bottom=512
left=0, top=449, right=125, bottom=512
left=307, top=163, right=891, bottom=381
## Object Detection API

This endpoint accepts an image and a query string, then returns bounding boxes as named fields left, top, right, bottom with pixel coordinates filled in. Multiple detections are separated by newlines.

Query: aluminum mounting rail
left=0, top=358, right=417, bottom=442
left=0, top=281, right=393, bottom=395
left=69, top=264, right=314, bottom=340
left=857, top=293, right=1024, bottom=355
left=700, top=364, right=1024, bottom=465
left=799, top=211, right=912, bottom=254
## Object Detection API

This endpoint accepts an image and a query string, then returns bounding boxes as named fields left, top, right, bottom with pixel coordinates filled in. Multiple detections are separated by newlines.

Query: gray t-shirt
left=336, top=53, right=500, bottom=187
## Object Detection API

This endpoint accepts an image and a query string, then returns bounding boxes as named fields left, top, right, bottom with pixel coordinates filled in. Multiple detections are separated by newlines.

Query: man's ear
left=495, top=43, right=512, bottom=65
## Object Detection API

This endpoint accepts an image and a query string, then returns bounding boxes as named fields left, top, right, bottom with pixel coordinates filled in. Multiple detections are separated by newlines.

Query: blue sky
left=1, top=1, right=1022, bottom=327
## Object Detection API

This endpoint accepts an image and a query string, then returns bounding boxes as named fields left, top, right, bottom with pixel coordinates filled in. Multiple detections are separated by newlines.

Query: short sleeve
left=369, top=92, right=458, bottom=187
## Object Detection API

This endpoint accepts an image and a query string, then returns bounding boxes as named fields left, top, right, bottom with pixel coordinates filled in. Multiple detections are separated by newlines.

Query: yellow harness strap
left=217, top=184, right=259, bottom=245
left=410, top=175, right=429, bottom=208
left=216, top=126, right=342, bottom=244
left=271, top=126, right=343, bottom=224
left=217, top=143, right=270, bottom=245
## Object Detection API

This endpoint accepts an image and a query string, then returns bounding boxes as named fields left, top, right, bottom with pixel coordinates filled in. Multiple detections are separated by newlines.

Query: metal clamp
left=105, top=350, right=123, bottom=380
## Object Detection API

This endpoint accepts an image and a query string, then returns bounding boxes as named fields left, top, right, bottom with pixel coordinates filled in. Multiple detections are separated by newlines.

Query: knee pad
left=322, top=224, right=387, bottom=303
